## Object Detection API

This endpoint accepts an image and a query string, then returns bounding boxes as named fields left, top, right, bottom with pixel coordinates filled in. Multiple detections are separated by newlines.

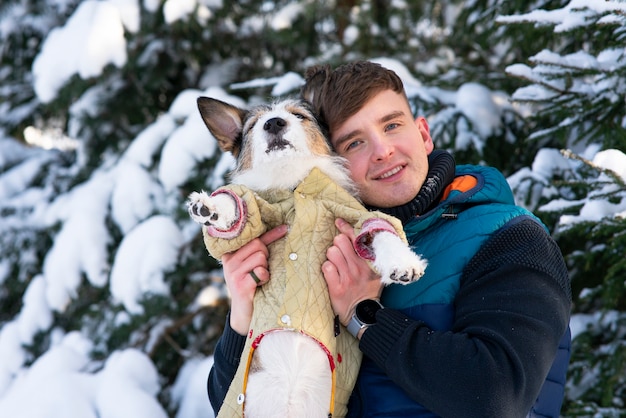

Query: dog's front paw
left=370, top=231, right=427, bottom=286
left=187, top=191, right=237, bottom=231
left=383, top=250, right=427, bottom=285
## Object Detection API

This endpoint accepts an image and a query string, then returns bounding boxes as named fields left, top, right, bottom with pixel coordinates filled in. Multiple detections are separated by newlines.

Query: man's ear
left=416, top=116, right=434, bottom=153
left=197, top=97, right=247, bottom=157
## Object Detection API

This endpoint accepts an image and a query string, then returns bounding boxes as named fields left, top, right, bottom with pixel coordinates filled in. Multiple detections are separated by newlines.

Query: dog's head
left=197, top=97, right=332, bottom=176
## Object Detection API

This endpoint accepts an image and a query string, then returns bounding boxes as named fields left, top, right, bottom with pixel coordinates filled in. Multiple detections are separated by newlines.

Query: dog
left=188, top=96, right=427, bottom=418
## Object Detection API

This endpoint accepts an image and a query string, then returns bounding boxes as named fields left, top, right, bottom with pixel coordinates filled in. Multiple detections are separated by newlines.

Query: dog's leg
left=370, top=231, right=428, bottom=285
left=187, top=191, right=238, bottom=229
left=187, top=189, right=246, bottom=238
left=244, top=332, right=332, bottom=418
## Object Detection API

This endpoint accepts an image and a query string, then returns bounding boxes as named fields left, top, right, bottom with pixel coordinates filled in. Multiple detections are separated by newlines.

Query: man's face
left=330, top=90, right=434, bottom=208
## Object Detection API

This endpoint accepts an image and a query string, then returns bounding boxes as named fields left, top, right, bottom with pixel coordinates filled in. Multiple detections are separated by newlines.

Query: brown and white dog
left=188, top=97, right=427, bottom=418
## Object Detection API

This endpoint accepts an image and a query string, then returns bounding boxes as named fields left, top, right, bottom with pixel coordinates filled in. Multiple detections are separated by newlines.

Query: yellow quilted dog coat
left=203, top=168, right=407, bottom=418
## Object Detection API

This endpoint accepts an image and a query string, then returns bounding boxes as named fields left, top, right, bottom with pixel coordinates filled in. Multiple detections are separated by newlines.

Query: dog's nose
left=264, top=117, right=286, bottom=134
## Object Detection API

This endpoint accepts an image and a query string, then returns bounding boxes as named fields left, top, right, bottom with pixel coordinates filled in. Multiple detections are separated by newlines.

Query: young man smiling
left=207, top=61, right=572, bottom=418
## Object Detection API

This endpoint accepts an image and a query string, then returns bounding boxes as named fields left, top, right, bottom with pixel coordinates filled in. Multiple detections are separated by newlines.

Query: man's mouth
left=376, top=165, right=403, bottom=180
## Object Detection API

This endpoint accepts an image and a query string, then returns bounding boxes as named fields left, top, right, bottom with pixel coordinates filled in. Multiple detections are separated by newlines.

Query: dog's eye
left=292, top=112, right=307, bottom=120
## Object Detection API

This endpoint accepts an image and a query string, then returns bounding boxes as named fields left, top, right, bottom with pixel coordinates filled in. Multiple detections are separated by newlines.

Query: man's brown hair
left=301, top=61, right=407, bottom=137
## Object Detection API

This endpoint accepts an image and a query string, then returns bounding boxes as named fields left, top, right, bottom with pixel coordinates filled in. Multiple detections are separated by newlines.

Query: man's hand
left=222, top=224, right=288, bottom=335
left=322, top=218, right=384, bottom=328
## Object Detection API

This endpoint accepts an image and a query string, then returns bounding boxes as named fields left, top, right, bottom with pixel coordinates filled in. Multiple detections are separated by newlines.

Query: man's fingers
left=249, top=267, right=270, bottom=286
left=322, top=260, right=338, bottom=281
left=335, top=218, right=356, bottom=240
left=325, top=244, right=348, bottom=275
left=259, top=224, right=288, bottom=246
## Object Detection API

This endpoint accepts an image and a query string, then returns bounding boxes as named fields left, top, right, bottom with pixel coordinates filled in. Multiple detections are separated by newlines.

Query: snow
left=542, top=149, right=626, bottom=228
left=0, top=333, right=169, bottom=418
left=0, top=153, right=54, bottom=200
left=110, top=215, right=184, bottom=314
left=230, top=72, right=304, bottom=97
left=111, top=160, right=165, bottom=234
left=271, top=2, right=305, bottom=31
left=171, top=356, right=216, bottom=418
left=1, top=21, right=230, bottom=407
left=1, top=0, right=625, bottom=416
left=32, top=0, right=130, bottom=103
left=371, top=57, right=423, bottom=97
left=504, top=2, right=626, bottom=109
left=455, top=82, right=502, bottom=142
left=162, top=0, right=222, bottom=24
left=123, top=115, right=177, bottom=167
left=42, top=172, right=113, bottom=310
left=593, top=149, right=626, bottom=183
left=17, top=276, right=53, bottom=345
left=507, top=147, right=626, bottom=228
left=272, top=72, right=306, bottom=96
left=496, top=0, right=626, bottom=33
left=158, top=99, right=217, bottom=191
left=537, top=148, right=626, bottom=228
left=96, top=349, right=168, bottom=418
left=0, top=324, right=27, bottom=394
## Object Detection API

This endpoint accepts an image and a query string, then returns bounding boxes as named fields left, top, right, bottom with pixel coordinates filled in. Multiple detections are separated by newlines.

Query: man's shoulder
left=450, top=164, right=515, bottom=206
left=465, top=214, right=571, bottom=298
left=455, top=164, right=505, bottom=180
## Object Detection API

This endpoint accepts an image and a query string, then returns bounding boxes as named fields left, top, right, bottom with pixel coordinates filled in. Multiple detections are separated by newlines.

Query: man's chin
left=363, top=195, right=412, bottom=208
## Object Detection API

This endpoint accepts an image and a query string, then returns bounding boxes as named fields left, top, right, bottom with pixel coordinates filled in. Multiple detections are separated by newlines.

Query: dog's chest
left=252, top=170, right=361, bottom=333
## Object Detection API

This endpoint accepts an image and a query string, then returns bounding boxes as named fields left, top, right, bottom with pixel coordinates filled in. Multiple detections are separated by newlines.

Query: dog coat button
left=281, top=314, right=291, bottom=325
left=289, top=252, right=298, bottom=261
left=237, top=393, right=245, bottom=404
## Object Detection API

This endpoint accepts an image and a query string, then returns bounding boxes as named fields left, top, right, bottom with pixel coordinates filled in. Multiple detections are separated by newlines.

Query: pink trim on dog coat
left=354, top=218, right=398, bottom=261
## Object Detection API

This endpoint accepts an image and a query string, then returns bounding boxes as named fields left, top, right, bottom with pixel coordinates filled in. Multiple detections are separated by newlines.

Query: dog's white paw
left=187, top=191, right=238, bottom=231
left=370, top=231, right=427, bottom=285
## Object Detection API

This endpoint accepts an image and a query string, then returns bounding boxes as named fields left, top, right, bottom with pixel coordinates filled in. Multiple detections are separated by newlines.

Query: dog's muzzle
left=264, top=117, right=293, bottom=152
left=264, top=117, right=286, bottom=134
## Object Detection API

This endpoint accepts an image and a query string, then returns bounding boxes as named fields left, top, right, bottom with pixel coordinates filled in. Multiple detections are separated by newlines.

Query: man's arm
left=359, top=218, right=571, bottom=417
left=207, top=315, right=247, bottom=413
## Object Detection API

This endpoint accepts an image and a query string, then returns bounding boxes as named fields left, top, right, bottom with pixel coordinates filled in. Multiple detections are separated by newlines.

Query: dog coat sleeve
left=353, top=218, right=402, bottom=261
left=319, top=184, right=407, bottom=245
left=202, top=185, right=284, bottom=259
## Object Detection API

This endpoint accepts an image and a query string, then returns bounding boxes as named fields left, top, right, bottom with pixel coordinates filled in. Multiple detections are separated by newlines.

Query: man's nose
left=371, top=135, right=394, bottom=161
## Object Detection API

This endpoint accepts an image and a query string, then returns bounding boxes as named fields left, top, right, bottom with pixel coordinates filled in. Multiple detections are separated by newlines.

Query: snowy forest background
left=1, top=0, right=625, bottom=416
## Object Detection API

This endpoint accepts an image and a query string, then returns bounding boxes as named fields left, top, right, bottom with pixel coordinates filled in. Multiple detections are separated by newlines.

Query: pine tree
left=2, top=0, right=622, bottom=415
left=496, top=2, right=626, bottom=415
left=2, top=0, right=469, bottom=413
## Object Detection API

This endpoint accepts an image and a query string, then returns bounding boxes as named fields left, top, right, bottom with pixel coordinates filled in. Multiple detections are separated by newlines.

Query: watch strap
left=347, top=315, right=365, bottom=338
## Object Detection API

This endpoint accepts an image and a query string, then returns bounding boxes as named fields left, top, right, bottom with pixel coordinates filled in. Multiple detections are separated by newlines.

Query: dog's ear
left=300, top=65, right=330, bottom=110
left=197, top=97, right=246, bottom=157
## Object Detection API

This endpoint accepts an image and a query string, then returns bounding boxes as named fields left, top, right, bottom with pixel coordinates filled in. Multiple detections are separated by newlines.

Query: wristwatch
left=347, top=299, right=384, bottom=338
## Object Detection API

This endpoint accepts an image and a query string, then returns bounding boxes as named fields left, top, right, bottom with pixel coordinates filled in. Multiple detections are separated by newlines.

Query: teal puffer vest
left=382, top=164, right=538, bottom=309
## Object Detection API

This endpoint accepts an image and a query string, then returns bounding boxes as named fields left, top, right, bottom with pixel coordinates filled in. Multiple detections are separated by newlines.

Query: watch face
left=355, top=300, right=382, bottom=325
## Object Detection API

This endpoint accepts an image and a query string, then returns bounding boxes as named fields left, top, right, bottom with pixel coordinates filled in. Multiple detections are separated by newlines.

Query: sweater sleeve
left=359, top=217, right=571, bottom=418
left=207, top=313, right=247, bottom=414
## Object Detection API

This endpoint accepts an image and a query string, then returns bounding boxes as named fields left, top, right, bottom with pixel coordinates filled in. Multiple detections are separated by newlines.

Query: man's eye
left=345, top=140, right=362, bottom=151
left=385, top=122, right=399, bottom=132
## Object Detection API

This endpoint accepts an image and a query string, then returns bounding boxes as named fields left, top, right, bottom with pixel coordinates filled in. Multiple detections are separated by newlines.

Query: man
left=208, top=61, right=571, bottom=417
